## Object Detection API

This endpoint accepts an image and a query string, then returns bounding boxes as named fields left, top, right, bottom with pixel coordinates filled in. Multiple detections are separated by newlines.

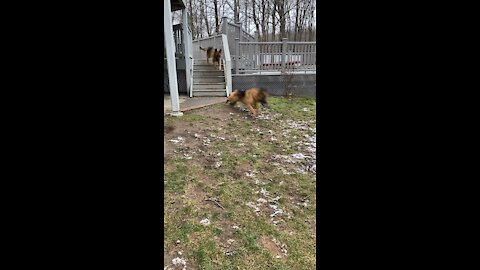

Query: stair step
left=194, top=78, right=225, bottom=83
left=193, top=83, right=226, bottom=89
left=193, top=67, right=221, bottom=71
left=193, top=91, right=227, bottom=97
left=193, top=88, right=226, bottom=92
left=195, top=60, right=214, bottom=64
left=193, top=72, right=225, bottom=76
left=194, top=64, right=219, bottom=67
left=194, top=69, right=224, bottom=72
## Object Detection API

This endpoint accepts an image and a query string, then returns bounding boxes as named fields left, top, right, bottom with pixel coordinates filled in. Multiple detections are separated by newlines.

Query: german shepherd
left=212, top=48, right=222, bottom=70
left=200, top=46, right=222, bottom=70
left=226, top=88, right=268, bottom=117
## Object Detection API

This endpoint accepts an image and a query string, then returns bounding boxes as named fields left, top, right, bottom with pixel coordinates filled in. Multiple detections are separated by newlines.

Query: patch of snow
left=270, top=196, right=281, bottom=203
left=200, top=218, right=210, bottom=226
left=257, top=198, right=268, bottom=204
left=270, top=204, right=284, bottom=217
left=172, top=257, right=187, bottom=270
left=292, top=153, right=306, bottom=159
left=246, top=202, right=261, bottom=214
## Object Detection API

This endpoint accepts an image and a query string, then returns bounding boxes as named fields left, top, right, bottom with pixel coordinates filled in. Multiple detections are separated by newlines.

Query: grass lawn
left=164, top=97, right=316, bottom=270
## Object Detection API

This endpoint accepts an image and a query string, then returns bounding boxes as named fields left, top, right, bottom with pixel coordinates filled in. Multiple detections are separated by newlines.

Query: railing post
left=221, top=34, right=232, bottom=97
left=222, top=16, right=228, bottom=35
left=282, top=38, right=287, bottom=73
left=164, top=0, right=182, bottom=116
left=235, top=38, right=240, bottom=74
left=238, top=24, right=242, bottom=42
left=182, top=9, right=191, bottom=96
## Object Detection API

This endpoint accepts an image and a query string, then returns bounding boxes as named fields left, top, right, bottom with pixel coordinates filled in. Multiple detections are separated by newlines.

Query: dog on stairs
left=199, top=46, right=222, bottom=70
left=226, top=87, right=269, bottom=117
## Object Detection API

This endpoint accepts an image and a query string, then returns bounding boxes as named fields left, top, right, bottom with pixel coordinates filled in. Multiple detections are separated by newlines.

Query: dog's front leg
left=245, top=104, right=257, bottom=117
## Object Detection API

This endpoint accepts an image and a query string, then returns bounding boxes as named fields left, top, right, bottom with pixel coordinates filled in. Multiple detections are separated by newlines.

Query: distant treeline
left=173, top=0, right=316, bottom=41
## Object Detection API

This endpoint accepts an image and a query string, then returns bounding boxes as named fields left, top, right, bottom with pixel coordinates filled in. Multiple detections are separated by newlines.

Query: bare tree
left=233, top=0, right=240, bottom=23
left=252, top=0, right=261, bottom=40
left=214, top=0, right=220, bottom=34
left=184, top=0, right=316, bottom=41
left=276, top=0, right=286, bottom=39
left=294, top=0, right=300, bottom=41
left=271, top=0, right=276, bottom=41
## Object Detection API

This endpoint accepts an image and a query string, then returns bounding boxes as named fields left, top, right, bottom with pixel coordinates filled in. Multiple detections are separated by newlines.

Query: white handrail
left=221, top=34, right=232, bottom=97
left=189, top=57, right=194, bottom=98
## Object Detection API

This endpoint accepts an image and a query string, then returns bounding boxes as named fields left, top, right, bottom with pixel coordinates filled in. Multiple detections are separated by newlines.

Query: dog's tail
left=258, top=88, right=268, bottom=106
left=199, top=46, right=208, bottom=52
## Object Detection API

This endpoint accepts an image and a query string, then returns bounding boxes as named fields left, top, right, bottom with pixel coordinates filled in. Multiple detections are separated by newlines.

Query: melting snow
left=200, top=218, right=210, bottom=226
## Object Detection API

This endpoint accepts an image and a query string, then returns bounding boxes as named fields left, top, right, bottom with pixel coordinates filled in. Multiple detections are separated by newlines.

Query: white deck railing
left=236, top=39, right=316, bottom=74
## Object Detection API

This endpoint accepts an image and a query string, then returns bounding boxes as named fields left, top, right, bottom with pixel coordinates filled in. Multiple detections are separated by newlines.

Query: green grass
left=164, top=97, right=316, bottom=270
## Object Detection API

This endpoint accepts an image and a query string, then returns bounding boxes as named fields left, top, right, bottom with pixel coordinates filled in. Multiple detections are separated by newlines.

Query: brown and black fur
left=200, top=46, right=214, bottom=63
left=200, top=46, right=222, bottom=70
left=212, top=48, right=222, bottom=70
left=226, top=87, right=269, bottom=117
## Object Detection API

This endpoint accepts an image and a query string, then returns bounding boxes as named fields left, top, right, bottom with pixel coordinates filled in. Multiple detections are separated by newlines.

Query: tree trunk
left=276, top=0, right=286, bottom=39
left=261, top=0, right=267, bottom=41
left=294, top=0, right=299, bottom=41
left=202, top=1, right=211, bottom=36
left=234, top=0, right=240, bottom=24
left=214, top=0, right=220, bottom=34
left=272, top=0, right=276, bottom=41
left=188, top=0, right=195, bottom=39
left=245, top=0, right=249, bottom=38
left=252, top=0, right=261, bottom=40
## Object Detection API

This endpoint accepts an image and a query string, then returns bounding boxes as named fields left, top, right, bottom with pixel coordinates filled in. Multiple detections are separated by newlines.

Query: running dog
left=200, top=46, right=222, bottom=70
left=226, top=88, right=269, bottom=117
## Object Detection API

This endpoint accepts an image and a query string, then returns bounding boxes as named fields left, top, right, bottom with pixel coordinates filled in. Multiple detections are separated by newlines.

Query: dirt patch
left=233, top=162, right=252, bottom=178
left=259, top=235, right=288, bottom=261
